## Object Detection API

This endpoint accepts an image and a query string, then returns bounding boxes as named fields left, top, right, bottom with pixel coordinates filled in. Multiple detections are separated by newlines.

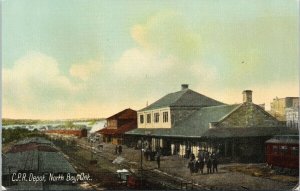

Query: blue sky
left=2, top=0, right=299, bottom=119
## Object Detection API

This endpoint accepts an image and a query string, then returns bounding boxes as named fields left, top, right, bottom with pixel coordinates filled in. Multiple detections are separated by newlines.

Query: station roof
left=139, top=89, right=224, bottom=112
left=127, top=103, right=297, bottom=138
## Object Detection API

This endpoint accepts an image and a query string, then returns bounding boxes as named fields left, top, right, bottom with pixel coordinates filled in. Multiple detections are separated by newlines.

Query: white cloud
left=113, top=48, right=175, bottom=78
left=130, top=11, right=201, bottom=60
left=114, top=11, right=202, bottom=79
left=70, top=60, right=102, bottom=81
left=3, top=52, right=79, bottom=118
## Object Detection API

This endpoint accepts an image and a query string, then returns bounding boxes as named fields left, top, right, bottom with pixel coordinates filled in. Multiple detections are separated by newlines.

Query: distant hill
left=2, top=118, right=40, bottom=126
left=2, top=118, right=106, bottom=126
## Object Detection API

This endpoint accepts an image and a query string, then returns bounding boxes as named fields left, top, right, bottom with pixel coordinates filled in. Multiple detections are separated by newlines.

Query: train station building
left=126, top=85, right=297, bottom=162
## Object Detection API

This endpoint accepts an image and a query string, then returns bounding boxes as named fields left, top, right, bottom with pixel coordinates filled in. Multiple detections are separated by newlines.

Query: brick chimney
left=243, top=90, right=252, bottom=103
left=181, top=84, right=189, bottom=90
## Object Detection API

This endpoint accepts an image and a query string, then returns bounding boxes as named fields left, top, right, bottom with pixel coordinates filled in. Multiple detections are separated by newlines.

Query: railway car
left=265, top=135, right=299, bottom=171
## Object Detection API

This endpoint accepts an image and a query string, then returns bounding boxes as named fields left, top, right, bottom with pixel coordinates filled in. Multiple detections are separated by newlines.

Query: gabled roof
left=127, top=103, right=295, bottom=138
left=139, top=89, right=224, bottom=112
left=107, top=108, right=137, bottom=120
left=127, top=104, right=239, bottom=137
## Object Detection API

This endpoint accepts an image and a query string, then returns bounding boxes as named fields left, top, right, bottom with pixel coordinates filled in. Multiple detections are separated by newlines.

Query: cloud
left=114, top=11, right=203, bottom=80
left=131, top=11, right=201, bottom=61
left=70, top=60, right=102, bottom=81
left=113, top=48, right=175, bottom=78
left=3, top=52, right=79, bottom=118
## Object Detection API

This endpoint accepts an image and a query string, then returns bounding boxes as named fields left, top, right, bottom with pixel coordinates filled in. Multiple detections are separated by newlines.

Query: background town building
left=270, top=97, right=299, bottom=121
left=286, top=106, right=299, bottom=129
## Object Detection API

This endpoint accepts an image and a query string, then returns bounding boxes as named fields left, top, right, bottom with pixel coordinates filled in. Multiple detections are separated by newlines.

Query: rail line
left=77, top=142, right=211, bottom=190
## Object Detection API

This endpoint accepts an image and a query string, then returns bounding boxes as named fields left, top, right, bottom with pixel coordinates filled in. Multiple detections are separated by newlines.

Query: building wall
left=286, top=107, right=299, bottom=129
left=270, top=97, right=299, bottom=121
left=137, top=107, right=171, bottom=128
left=218, top=103, right=280, bottom=128
left=107, top=119, right=118, bottom=129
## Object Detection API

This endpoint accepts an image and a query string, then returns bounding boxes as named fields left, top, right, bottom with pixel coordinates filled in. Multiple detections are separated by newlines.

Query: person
left=156, top=151, right=161, bottom=169
left=194, top=160, right=200, bottom=173
left=206, top=157, right=212, bottom=174
left=115, top=145, right=118, bottom=155
left=199, top=159, right=205, bottom=174
left=190, top=153, right=195, bottom=161
left=186, top=147, right=191, bottom=159
left=212, top=157, right=218, bottom=173
left=188, top=159, right=195, bottom=174
left=118, top=145, right=122, bottom=155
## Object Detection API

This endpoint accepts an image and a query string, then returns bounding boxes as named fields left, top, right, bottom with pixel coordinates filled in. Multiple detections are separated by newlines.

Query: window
left=154, top=113, right=159, bottom=123
left=140, top=115, right=144, bottom=124
left=272, top=145, right=278, bottom=154
left=279, top=145, right=288, bottom=155
left=291, top=146, right=299, bottom=156
left=163, top=112, right=168, bottom=123
left=147, top=114, right=151, bottom=123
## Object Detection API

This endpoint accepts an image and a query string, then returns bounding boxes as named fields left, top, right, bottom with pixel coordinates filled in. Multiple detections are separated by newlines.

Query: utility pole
left=140, top=137, right=144, bottom=188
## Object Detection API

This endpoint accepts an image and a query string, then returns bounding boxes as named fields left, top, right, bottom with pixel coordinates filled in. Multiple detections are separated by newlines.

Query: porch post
left=232, top=139, right=235, bottom=158
left=224, top=140, right=228, bottom=157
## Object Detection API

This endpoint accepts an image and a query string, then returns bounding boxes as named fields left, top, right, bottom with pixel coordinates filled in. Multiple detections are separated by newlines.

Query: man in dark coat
left=118, top=145, right=122, bottom=155
left=212, top=157, right=218, bottom=173
left=194, top=160, right=200, bottom=173
left=156, top=151, right=161, bottom=169
left=190, top=153, right=195, bottom=161
left=199, top=159, right=205, bottom=174
left=188, top=159, right=195, bottom=174
left=206, top=158, right=212, bottom=174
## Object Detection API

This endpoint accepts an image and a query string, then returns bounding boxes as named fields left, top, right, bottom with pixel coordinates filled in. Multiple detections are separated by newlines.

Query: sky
left=2, top=0, right=299, bottom=119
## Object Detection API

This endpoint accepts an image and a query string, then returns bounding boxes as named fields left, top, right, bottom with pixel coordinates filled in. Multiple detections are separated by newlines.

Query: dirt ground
left=93, top=141, right=298, bottom=191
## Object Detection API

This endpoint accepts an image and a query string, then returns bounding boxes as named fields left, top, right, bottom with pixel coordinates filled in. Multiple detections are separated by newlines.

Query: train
left=265, top=135, right=299, bottom=173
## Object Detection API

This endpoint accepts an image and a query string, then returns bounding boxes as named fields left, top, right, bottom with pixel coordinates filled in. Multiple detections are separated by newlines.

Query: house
left=126, top=87, right=296, bottom=162
left=270, top=97, right=299, bottom=121
left=98, top=108, right=137, bottom=145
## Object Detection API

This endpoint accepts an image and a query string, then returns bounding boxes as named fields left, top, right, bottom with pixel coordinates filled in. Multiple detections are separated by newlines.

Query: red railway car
left=265, top=135, right=299, bottom=170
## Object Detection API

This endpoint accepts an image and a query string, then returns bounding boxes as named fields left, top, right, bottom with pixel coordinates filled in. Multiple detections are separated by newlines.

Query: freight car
left=265, top=135, right=299, bottom=174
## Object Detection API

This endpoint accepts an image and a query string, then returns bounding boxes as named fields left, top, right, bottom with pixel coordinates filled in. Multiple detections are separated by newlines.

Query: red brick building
left=98, top=108, right=137, bottom=145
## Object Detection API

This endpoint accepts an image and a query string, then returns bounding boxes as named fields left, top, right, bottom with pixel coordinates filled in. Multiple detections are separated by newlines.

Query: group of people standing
left=187, top=151, right=219, bottom=175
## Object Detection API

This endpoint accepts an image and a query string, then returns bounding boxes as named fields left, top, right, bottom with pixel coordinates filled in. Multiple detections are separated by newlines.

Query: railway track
left=77, top=142, right=210, bottom=190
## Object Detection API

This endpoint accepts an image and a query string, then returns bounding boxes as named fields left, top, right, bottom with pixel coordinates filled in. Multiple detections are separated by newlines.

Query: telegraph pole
left=140, top=138, right=144, bottom=188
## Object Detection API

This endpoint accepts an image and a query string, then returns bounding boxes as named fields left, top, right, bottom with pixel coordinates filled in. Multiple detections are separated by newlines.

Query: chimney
left=243, top=90, right=252, bottom=103
left=181, top=84, right=189, bottom=90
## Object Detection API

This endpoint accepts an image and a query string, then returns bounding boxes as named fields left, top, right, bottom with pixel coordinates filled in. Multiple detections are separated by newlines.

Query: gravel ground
left=95, top=141, right=298, bottom=191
